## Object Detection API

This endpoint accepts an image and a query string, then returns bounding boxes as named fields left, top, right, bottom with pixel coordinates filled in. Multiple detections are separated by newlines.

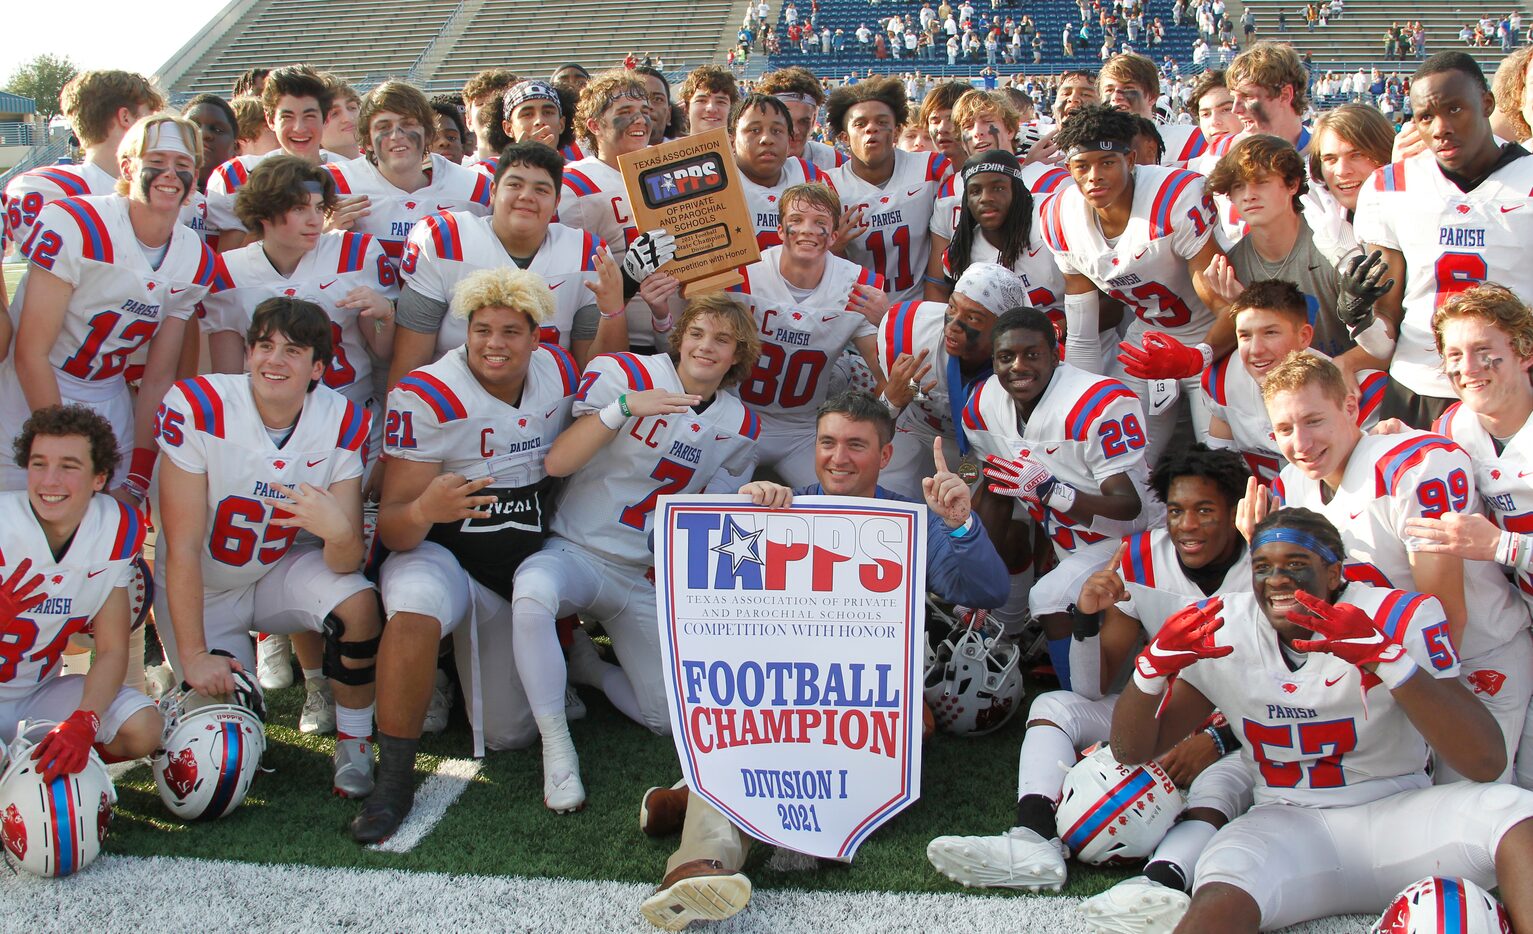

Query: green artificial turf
left=104, top=678, right=1134, bottom=897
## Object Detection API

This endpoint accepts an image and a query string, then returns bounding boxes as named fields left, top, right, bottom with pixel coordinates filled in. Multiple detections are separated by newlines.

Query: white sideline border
left=0, top=854, right=1375, bottom=933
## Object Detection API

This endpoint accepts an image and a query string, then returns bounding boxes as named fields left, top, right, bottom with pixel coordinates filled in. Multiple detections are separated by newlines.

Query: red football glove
left=1134, top=597, right=1231, bottom=686
left=31, top=709, right=101, bottom=783
left=1289, top=591, right=1408, bottom=669
left=0, top=559, right=48, bottom=631
left=1116, top=331, right=1211, bottom=380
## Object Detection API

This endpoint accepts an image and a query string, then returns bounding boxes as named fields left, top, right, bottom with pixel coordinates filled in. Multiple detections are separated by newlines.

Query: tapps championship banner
left=655, top=494, right=927, bottom=859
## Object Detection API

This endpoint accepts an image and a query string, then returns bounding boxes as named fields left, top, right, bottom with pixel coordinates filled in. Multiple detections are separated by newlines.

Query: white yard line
left=368, top=757, right=483, bottom=854
left=0, top=853, right=1375, bottom=933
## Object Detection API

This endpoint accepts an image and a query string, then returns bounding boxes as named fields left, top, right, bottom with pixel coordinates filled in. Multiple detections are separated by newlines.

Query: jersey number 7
left=620, top=459, right=696, bottom=530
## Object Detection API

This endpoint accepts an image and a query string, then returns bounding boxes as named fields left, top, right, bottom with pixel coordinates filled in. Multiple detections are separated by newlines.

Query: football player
left=678, top=66, right=738, bottom=138
left=1407, top=284, right=1533, bottom=787
left=756, top=67, right=845, bottom=173
left=967, top=308, right=1160, bottom=686
left=1351, top=52, right=1533, bottom=428
left=353, top=268, right=578, bottom=843
left=3, top=70, right=164, bottom=251
left=928, top=444, right=1252, bottom=923
left=1257, top=351, right=1533, bottom=781
left=1043, top=105, right=1224, bottom=460
left=204, top=156, right=397, bottom=415
left=920, top=81, right=972, bottom=170
left=1190, top=70, right=1242, bottom=144
left=320, top=74, right=362, bottom=162
left=1204, top=135, right=1350, bottom=357
left=633, top=67, right=673, bottom=146
left=3, top=114, right=225, bottom=501
left=321, top=81, right=493, bottom=266
left=1305, top=104, right=1393, bottom=266
left=1051, top=69, right=1100, bottom=125
left=1112, top=507, right=1533, bottom=933
left=482, top=80, right=577, bottom=168
left=875, top=263, right=1029, bottom=499
left=1204, top=280, right=1386, bottom=486
left=641, top=392, right=1010, bottom=932
left=824, top=77, right=951, bottom=303
left=154, top=297, right=381, bottom=797
left=731, top=182, right=887, bottom=485
left=508, top=295, right=762, bottom=812
left=731, top=94, right=833, bottom=250
left=460, top=68, right=519, bottom=167
left=0, top=406, right=161, bottom=772
left=559, top=71, right=671, bottom=352
left=393, top=142, right=625, bottom=376
left=205, top=65, right=339, bottom=250
left=1099, top=53, right=1215, bottom=167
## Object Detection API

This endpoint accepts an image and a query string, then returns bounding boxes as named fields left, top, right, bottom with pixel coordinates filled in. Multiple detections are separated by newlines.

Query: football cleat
left=544, top=753, right=586, bottom=814
left=925, top=826, right=1067, bottom=891
left=1080, top=875, right=1192, bottom=934
left=640, top=859, right=751, bottom=931
left=256, top=632, right=294, bottom=691
left=421, top=669, right=453, bottom=734
left=300, top=680, right=336, bottom=734
left=332, top=738, right=374, bottom=798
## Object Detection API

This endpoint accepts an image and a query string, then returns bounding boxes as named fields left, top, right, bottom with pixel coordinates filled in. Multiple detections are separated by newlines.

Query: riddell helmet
left=1374, top=877, right=1510, bottom=934
left=153, top=668, right=267, bottom=821
left=923, top=622, right=1024, bottom=735
left=0, top=721, right=117, bottom=877
left=1055, top=742, right=1183, bottom=866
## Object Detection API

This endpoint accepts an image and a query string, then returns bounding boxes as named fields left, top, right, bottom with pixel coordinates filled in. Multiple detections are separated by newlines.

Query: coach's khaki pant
left=666, top=798, right=752, bottom=876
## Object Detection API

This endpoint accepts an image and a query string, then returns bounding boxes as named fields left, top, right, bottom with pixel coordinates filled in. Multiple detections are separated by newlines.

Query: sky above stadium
left=1, top=6, right=207, bottom=86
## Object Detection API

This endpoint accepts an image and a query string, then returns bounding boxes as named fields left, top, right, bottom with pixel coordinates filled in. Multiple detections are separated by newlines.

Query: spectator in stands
left=321, top=73, right=363, bottom=161
left=463, top=69, right=520, bottom=165
left=1241, top=8, right=1256, bottom=45
left=1062, top=22, right=1075, bottom=57
left=551, top=64, right=590, bottom=95
left=1206, top=135, right=1348, bottom=357
left=429, top=100, right=468, bottom=165
left=678, top=66, right=739, bottom=138
left=231, top=95, right=278, bottom=157
left=184, top=94, right=239, bottom=194
left=232, top=67, right=270, bottom=99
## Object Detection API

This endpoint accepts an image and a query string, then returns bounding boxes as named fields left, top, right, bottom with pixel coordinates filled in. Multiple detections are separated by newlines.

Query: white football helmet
left=1055, top=742, right=1184, bottom=866
left=923, top=619, right=1024, bottom=735
left=0, top=721, right=117, bottom=877
left=152, top=667, right=267, bottom=821
left=1374, top=876, right=1510, bottom=934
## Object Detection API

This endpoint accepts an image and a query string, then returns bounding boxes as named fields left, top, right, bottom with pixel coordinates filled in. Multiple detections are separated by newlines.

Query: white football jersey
left=386, top=343, right=579, bottom=596
left=877, top=300, right=980, bottom=440
left=1117, top=528, right=1252, bottom=632
left=1040, top=164, right=1217, bottom=344
left=803, top=139, right=846, bottom=174
left=826, top=148, right=952, bottom=301
left=731, top=247, right=880, bottom=434
left=741, top=156, right=833, bottom=250
left=1275, top=431, right=1531, bottom=658
left=1434, top=401, right=1533, bottom=612
left=154, top=373, right=369, bottom=593
left=322, top=153, right=493, bottom=264
left=1180, top=585, right=1460, bottom=808
left=204, top=150, right=344, bottom=235
left=2, top=162, right=115, bottom=254
left=1353, top=151, right=1533, bottom=398
left=929, top=164, right=1075, bottom=245
left=0, top=493, right=145, bottom=700
left=1201, top=349, right=1388, bottom=486
left=558, top=157, right=658, bottom=346
left=555, top=352, right=760, bottom=566
left=1158, top=124, right=1220, bottom=169
left=203, top=230, right=398, bottom=407
left=961, top=363, right=1160, bottom=555
left=11, top=195, right=225, bottom=382
left=400, top=212, right=605, bottom=357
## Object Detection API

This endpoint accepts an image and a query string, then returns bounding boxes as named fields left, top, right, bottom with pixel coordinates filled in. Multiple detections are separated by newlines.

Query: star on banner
left=711, top=516, right=764, bottom=572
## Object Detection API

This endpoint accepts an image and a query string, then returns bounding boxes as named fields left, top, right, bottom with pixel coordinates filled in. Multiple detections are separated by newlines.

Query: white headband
left=773, top=92, right=819, bottom=106
left=143, top=122, right=194, bottom=159
left=954, top=262, right=1030, bottom=315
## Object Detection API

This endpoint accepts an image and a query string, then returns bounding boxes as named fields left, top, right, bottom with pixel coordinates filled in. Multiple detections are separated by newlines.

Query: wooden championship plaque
left=618, top=128, right=760, bottom=296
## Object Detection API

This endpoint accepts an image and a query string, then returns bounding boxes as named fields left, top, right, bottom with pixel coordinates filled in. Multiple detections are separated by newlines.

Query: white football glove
left=622, top=228, right=677, bottom=282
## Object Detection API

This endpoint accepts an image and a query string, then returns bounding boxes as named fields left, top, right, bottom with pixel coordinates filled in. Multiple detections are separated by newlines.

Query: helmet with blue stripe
left=152, top=667, right=267, bottom=821
left=1374, top=876, right=1510, bottom=934
left=1054, top=742, right=1183, bottom=866
left=0, top=720, right=117, bottom=877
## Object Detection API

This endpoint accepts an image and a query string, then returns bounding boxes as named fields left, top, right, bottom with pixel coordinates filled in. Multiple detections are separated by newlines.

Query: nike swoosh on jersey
left=906, top=187, right=923, bottom=196
left=320, top=280, right=338, bottom=289
left=823, top=313, right=840, bottom=321
left=1046, top=446, right=1060, bottom=454
left=306, top=458, right=327, bottom=467
left=549, top=282, right=563, bottom=290
left=1134, top=247, right=1150, bottom=259
left=1520, top=470, right=1533, bottom=478
left=714, top=433, right=732, bottom=441
left=169, top=287, right=188, bottom=294
left=1324, top=674, right=1347, bottom=686
left=87, top=568, right=106, bottom=578
left=1350, top=509, right=1364, bottom=519
left=1502, top=204, right=1524, bottom=213
left=546, top=407, right=559, bottom=418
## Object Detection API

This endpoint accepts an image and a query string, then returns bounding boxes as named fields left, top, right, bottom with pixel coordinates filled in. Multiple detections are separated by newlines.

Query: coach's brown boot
left=639, top=782, right=690, bottom=836
left=640, top=859, right=751, bottom=931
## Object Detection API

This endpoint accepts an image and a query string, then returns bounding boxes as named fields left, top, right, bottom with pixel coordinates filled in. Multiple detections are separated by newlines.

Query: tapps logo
left=639, top=156, right=725, bottom=209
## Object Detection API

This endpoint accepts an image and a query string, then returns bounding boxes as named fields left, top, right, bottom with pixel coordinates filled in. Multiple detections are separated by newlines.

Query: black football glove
left=1335, top=250, right=1395, bottom=336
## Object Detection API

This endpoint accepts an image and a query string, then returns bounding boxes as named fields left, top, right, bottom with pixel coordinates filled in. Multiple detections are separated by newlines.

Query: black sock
left=1014, top=794, right=1057, bottom=839
left=1144, top=859, right=1189, bottom=893
left=372, top=732, right=419, bottom=802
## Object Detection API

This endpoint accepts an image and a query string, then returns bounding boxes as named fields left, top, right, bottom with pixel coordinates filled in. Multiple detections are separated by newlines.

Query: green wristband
left=619, top=394, right=632, bottom=418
